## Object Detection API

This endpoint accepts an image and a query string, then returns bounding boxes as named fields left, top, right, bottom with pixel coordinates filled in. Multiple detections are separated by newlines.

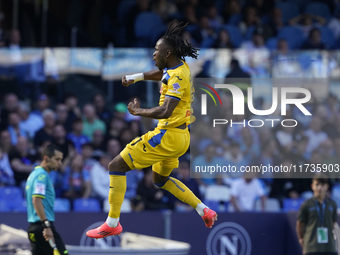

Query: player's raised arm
left=127, top=96, right=178, bottom=119
left=122, top=69, right=163, bottom=87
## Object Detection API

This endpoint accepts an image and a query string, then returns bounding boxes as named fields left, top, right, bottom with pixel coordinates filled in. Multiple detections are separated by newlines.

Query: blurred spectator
left=324, top=113, right=340, bottom=139
left=212, top=29, right=233, bottom=49
left=0, top=145, right=15, bottom=186
left=114, top=103, right=128, bottom=120
left=301, top=28, right=326, bottom=50
left=125, top=0, right=151, bottom=45
left=8, top=136, right=38, bottom=185
left=53, top=124, right=74, bottom=160
left=191, top=16, right=216, bottom=46
left=92, top=93, right=112, bottom=125
left=173, top=160, right=201, bottom=212
left=7, top=112, right=28, bottom=145
left=239, top=127, right=261, bottom=163
left=90, top=154, right=111, bottom=201
left=323, top=138, right=340, bottom=171
left=8, top=29, right=22, bottom=62
left=328, top=11, right=340, bottom=40
left=0, top=12, right=4, bottom=47
left=277, top=39, right=289, bottom=55
left=0, top=93, right=19, bottom=131
left=32, top=94, right=50, bottom=117
left=230, top=173, right=266, bottom=212
left=269, top=158, right=303, bottom=207
left=135, top=167, right=173, bottom=210
left=151, top=0, right=178, bottom=22
left=82, top=104, right=106, bottom=141
left=129, top=120, right=143, bottom=138
left=225, top=59, right=251, bottom=80
left=320, top=139, right=335, bottom=164
left=323, top=94, right=340, bottom=126
left=63, top=154, right=91, bottom=200
left=67, top=118, right=90, bottom=153
left=120, top=129, right=134, bottom=148
left=260, top=138, right=280, bottom=180
left=56, top=103, right=72, bottom=133
left=290, top=135, right=311, bottom=165
left=304, top=116, right=328, bottom=154
left=192, top=144, right=223, bottom=186
left=206, top=5, right=223, bottom=30
left=202, top=125, right=229, bottom=156
left=64, top=93, right=81, bottom=122
left=223, top=142, right=250, bottom=178
left=0, top=130, right=12, bottom=154
left=246, top=0, right=274, bottom=17
left=265, top=8, right=284, bottom=38
left=183, top=4, right=198, bottom=25
left=33, top=109, right=55, bottom=148
left=125, top=169, right=144, bottom=200
left=91, top=129, right=106, bottom=160
left=106, top=139, right=121, bottom=159
left=81, top=143, right=97, bottom=173
left=289, top=14, right=325, bottom=38
left=222, top=0, right=241, bottom=25
left=238, top=6, right=261, bottom=36
left=241, top=30, right=267, bottom=50
left=275, top=126, right=295, bottom=154
left=18, top=102, right=44, bottom=139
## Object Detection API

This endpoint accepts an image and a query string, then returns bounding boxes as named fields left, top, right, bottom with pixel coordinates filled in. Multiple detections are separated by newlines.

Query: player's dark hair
left=41, top=144, right=62, bottom=160
left=313, top=173, right=328, bottom=185
left=162, top=20, right=199, bottom=61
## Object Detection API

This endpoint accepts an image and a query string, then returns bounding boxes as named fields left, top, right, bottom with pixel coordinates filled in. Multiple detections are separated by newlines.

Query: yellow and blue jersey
left=26, top=166, right=55, bottom=223
left=157, top=60, right=195, bottom=128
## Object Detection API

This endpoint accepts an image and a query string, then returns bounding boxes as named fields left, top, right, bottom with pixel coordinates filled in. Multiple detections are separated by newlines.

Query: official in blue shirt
left=26, top=144, right=68, bottom=255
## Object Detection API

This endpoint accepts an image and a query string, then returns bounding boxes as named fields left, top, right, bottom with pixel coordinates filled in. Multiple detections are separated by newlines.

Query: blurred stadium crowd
left=0, top=0, right=339, bottom=49
left=0, top=0, right=340, bottom=215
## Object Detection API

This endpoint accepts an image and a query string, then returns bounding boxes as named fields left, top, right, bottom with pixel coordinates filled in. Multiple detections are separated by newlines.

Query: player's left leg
left=153, top=160, right=218, bottom=228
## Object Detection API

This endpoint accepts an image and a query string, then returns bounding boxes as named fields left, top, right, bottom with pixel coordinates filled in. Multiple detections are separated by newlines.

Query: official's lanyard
left=314, top=199, right=326, bottom=227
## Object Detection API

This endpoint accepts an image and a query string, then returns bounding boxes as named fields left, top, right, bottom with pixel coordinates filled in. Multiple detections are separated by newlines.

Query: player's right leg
left=86, top=154, right=131, bottom=239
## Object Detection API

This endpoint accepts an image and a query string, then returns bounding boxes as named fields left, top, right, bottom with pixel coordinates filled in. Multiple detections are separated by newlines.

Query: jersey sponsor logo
left=175, top=76, right=182, bottom=80
left=172, top=83, right=181, bottom=91
left=169, top=90, right=181, bottom=94
left=185, top=110, right=191, bottom=117
left=34, top=183, right=46, bottom=195
left=38, top=174, right=46, bottom=181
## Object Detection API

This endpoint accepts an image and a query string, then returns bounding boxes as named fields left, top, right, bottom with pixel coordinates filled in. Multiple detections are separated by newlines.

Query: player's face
left=153, top=39, right=168, bottom=70
left=48, top=150, right=63, bottom=171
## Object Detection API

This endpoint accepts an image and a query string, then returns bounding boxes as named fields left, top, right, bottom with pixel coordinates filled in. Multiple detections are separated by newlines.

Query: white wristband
left=126, top=73, right=144, bottom=83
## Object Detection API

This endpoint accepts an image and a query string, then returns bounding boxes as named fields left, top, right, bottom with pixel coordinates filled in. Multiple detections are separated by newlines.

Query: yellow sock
left=108, top=173, right=126, bottom=219
left=160, top=177, right=201, bottom=208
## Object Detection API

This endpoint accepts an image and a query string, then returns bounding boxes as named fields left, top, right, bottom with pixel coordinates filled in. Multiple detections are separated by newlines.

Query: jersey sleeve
left=165, top=74, right=186, bottom=101
left=32, top=173, right=48, bottom=198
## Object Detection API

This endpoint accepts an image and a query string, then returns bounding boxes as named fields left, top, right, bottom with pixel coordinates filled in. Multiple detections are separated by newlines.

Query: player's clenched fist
left=122, top=76, right=134, bottom=87
left=127, top=98, right=140, bottom=115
